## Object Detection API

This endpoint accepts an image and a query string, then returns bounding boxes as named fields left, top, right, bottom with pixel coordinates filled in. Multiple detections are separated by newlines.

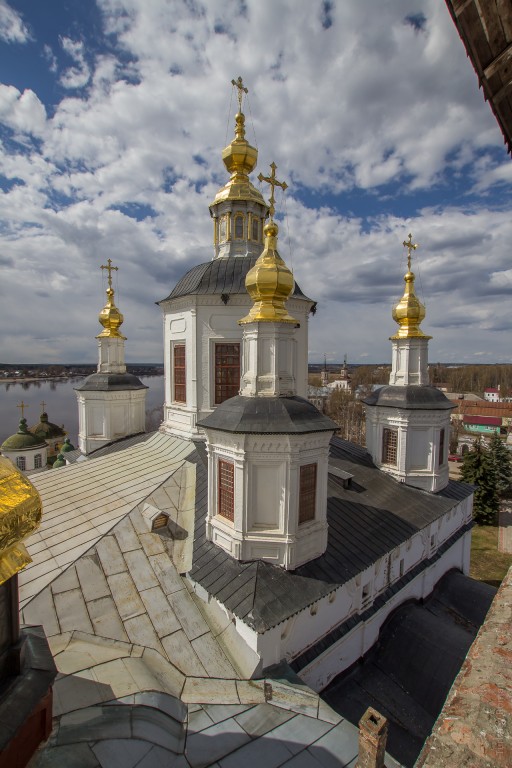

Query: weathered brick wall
left=416, top=565, right=512, bottom=767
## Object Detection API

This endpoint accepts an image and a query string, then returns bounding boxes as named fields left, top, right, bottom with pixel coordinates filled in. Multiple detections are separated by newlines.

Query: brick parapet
left=416, top=565, right=512, bottom=767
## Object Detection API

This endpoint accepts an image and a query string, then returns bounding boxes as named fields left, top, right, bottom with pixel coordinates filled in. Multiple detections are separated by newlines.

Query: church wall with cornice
left=161, top=294, right=311, bottom=439
left=194, top=493, right=472, bottom=689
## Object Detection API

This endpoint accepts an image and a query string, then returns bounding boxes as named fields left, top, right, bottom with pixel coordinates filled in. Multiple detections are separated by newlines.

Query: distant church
left=8, top=79, right=479, bottom=766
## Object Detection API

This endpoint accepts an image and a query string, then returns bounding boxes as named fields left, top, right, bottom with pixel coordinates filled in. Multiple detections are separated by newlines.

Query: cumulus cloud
left=59, top=37, right=91, bottom=89
left=0, top=85, right=46, bottom=135
left=0, top=1, right=29, bottom=43
left=0, top=0, right=512, bottom=363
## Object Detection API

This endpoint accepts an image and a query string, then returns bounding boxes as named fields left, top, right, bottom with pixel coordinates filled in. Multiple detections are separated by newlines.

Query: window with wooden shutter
left=173, top=344, right=186, bottom=403
left=218, top=460, right=235, bottom=521
left=382, top=428, right=398, bottom=466
left=215, top=343, right=240, bottom=404
left=299, top=463, right=317, bottom=524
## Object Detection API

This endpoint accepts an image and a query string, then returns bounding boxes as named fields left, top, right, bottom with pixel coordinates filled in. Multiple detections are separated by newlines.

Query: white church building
left=16, top=80, right=476, bottom=766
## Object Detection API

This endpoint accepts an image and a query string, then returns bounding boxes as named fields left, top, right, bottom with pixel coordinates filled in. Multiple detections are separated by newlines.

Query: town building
left=1, top=413, right=48, bottom=475
left=483, top=387, right=500, bottom=402
left=29, top=409, right=66, bottom=463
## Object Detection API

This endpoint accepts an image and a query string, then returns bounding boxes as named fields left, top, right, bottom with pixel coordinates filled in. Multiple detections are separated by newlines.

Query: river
left=0, top=376, right=165, bottom=445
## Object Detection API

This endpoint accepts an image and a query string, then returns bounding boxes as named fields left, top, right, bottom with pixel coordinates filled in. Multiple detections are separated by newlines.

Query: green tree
left=488, top=433, right=512, bottom=497
left=460, top=437, right=499, bottom=525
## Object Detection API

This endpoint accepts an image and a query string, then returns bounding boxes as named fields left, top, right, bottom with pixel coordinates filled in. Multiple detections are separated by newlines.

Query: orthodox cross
left=258, top=162, right=288, bottom=219
left=231, top=76, right=248, bottom=111
left=101, top=258, right=118, bottom=290
left=403, top=233, right=418, bottom=271
left=17, top=401, right=28, bottom=419
left=40, top=401, right=46, bottom=413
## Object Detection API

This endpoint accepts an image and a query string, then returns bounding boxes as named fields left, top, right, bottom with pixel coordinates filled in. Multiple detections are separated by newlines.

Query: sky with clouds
left=1, top=0, right=512, bottom=365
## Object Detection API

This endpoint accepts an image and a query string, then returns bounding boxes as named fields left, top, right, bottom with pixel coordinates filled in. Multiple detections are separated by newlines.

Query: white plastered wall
left=365, top=406, right=451, bottom=492
left=160, top=293, right=311, bottom=439
left=76, top=389, right=146, bottom=454
left=202, top=494, right=472, bottom=690
left=204, top=429, right=332, bottom=570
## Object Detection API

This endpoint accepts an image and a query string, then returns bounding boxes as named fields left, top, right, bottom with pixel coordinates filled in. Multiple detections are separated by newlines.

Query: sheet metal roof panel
left=198, top=396, right=337, bottom=434
left=158, top=256, right=311, bottom=303
left=364, top=385, right=454, bottom=410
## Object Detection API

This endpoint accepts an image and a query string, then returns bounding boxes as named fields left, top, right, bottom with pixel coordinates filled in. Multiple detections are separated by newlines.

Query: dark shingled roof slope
left=189, top=436, right=474, bottom=633
left=74, top=372, right=147, bottom=392
left=364, top=385, right=454, bottom=410
left=197, top=396, right=337, bottom=434
left=158, top=255, right=312, bottom=303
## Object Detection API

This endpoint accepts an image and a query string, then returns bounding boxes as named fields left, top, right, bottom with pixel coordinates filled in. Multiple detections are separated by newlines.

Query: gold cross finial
left=40, top=401, right=46, bottom=413
left=403, top=233, right=418, bottom=272
left=17, top=401, right=28, bottom=419
left=231, top=76, right=248, bottom=111
left=258, top=161, right=288, bottom=219
left=101, top=258, right=118, bottom=290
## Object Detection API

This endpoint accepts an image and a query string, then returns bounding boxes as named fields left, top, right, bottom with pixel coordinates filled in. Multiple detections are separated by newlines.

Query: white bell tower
left=75, top=260, right=147, bottom=455
left=365, top=234, right=453, bottom=493
left=198, top=167, right=336, bottom=570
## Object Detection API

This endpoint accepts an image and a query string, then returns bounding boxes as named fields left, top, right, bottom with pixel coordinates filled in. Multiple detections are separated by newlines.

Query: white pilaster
left=240, top=322, right=296, bottom=397
left=389, top=337, right=429, bottom=386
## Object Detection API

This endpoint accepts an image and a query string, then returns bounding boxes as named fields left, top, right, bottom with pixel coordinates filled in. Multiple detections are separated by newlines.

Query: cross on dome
left=231, top=76, right=248, bottom=111
left=101, top=258, right=118, bottom=291
left=17, top=401, right=28, bottom=418
left=403, top=233, right=418, bottom=272
left=258, top=162, right=288, bottom=219
left=40, top=401, right=46, bottom=413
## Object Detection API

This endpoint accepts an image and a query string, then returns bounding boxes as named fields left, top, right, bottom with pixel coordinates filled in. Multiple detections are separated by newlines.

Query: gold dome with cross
left=97, top=259, right=126, bottom=339
left=240, top=164, right=296, bottom=325
left=390, top=234, right=431, bottom=340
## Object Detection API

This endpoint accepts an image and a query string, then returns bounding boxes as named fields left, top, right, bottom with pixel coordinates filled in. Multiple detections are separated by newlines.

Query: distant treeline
left=430, top=364, right=512, bottom=395
left=309, top=363, right=512, bottom=397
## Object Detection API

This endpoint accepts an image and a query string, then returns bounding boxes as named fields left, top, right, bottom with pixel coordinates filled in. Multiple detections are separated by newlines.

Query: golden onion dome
left=0, top=456, right=42, bottom=585
left=211, top=104, right=267, bottom=207
left=239, top=221, right=297, bottom=325
left=390, top=234, right=431, bottom=340
left=97, top=287, right=126, bottom=339
left=96, top=259, right=126, bottom=339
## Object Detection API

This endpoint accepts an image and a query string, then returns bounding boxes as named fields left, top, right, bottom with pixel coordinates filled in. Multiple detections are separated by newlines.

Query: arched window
left=16, top=456, right=26, bottom=471
left=219, top=215, right=228, bottom=242
left=251, top=217, right=259, bottom=242
left=34, top=454, right=42, bottom=469
left=234, top=214, right=244, bottom=240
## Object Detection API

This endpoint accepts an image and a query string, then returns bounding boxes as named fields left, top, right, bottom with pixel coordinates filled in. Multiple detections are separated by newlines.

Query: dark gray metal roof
left=197, top=396, right=338, bottom=434
left=158, top=255, right=312, bottom=303
left=189, top=436, right=474, bottom=632
left=322, top=570, right=496, bottom=768
left=74, top=372, right=147, bottom=392
left=364, top=385, right=454, bottom=410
